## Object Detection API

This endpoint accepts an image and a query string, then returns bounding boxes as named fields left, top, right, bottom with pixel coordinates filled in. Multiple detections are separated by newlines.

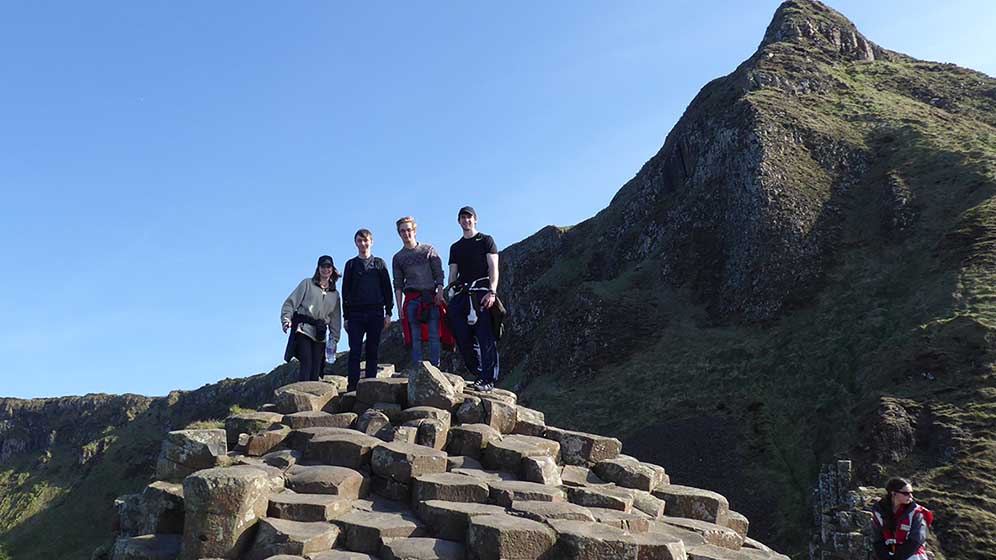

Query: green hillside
left=496, top=2, right=996, bottom=558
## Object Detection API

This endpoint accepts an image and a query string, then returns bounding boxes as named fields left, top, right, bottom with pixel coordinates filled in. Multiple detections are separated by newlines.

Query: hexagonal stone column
left=371, top=441, right=448, bottom=483
left=224, top=412, right=284, bottom=446
left=155, top=429, right=227, bottom=482
left=543, top=427, right=621, bottom=466
left=652, top=484, right=730, bottom=525
left=407, top=362, right=460, bottom=409
left=357, top=377, right=408, bottom=406
left=487, top=480, right=565, bottom=507
left=275, top=382, right=339, bottom=414
left=592, top=456, right=665, bottom=492
left=446, top=424, right=501, bottom=459
left=658, top=517, right=744, bottom=550
left=466, top=513, right=555, bottom=560
left=334, top=510, right=425, bottom=553
left=286, top=465, right=368, bottom=499
left=181, top=466, right=271, bottom=559
left=245, top=518, right=339, bottom=560
left=548, top=519, right=639, bottom=559
left=415, top=500, right=508, bottom=542
left=306, top=432, right=381, bottom=468
left=381, top=537, right=466, bottom=560
left=412, top=472, right=490, bottom=504
left=268, top=491, right=352, bottom=522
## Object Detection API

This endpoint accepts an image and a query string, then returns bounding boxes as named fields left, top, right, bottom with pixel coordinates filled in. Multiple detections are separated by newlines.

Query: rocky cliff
left=493, top=1, right=995, bottom=558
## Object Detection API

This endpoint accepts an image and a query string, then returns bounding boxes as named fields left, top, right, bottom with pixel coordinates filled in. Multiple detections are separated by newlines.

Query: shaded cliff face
left=0, top=365, right=301, bottom=560
left=496, top=1, right=996, bottom=557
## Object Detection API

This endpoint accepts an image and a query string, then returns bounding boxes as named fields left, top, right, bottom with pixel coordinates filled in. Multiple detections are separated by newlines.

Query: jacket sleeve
left=380, top=260, right=394, bottom=316
left=328, top=291, right=343, bottom=345
left=341, top=260, right=353, bottom=314
left=894, top=511, right=927, bottom=560
left=869, top=507, right=891, bottom=560
left=281, top=279, right=308, bottom=324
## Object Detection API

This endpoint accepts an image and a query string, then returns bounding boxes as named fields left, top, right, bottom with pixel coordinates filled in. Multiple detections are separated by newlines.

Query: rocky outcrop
left=107, top=366, right=788, bottom=559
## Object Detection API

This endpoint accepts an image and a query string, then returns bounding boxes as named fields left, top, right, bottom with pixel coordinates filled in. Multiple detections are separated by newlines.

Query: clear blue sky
left=2, top=1, right=993, bottom=399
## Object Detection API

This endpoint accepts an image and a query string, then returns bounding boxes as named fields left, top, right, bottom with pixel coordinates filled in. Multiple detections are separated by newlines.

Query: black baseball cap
left=458, top=206, right=477, bottom=218
left=317, top=255, right=334, bottom=267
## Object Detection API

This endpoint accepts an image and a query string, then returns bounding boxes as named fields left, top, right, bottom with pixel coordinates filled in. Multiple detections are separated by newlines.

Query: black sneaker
left=476, top=382, right=494, bottom=392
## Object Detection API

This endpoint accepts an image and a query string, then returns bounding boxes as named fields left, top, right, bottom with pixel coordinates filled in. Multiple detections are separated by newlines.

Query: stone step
left=286, top=465, right=369, bottom=499
left=657, top=517, right=744, bottom=551
left=412, top=472, right=491, bottom=504
left=380, top=537, right=466, bottom=560
left=110, top=534, right=182, bottom=560
left=466, top=513, right=556, bottom=560
left=371, top=441, right=448, bottom=483
left=334, top=509, right=427, bottom=554
left=306, top=431, right=382, bottom=469
left=268, top=491, right=352, bottom=522
left=275, top=381, right=339, bottom=414
left=415, top=500, right=508, bottom=542
left=653, top=484, right=731, bottom=525
left=245, top=517, right=339, bottom=560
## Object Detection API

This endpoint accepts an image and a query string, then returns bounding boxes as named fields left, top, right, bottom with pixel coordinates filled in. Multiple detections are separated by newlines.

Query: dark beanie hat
left=317, top=255, right=334, bottom=267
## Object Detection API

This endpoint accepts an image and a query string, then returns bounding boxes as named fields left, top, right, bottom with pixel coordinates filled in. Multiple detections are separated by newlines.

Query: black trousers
left=346, top=309, right=385, bottom=391
left=294, top=334, right=326, bottom=382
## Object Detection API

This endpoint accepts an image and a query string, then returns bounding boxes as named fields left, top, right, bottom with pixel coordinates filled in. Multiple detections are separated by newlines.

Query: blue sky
left=1, top=1, right=993, bottom=399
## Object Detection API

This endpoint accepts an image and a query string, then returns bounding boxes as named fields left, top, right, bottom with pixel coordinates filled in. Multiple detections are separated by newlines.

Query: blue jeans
left=406, top=299, right=440, bottom=367
left=346, top=309, right=384, bottom=391
left=448, top=292, right=499, bottom=383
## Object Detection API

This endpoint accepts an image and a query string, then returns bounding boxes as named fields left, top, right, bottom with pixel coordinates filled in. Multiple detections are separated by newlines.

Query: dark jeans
left=346, top=309, right=384, bottom=391
left=448, top=292, right=499, bottom=383
left=294, top=333, right=325, bottom=382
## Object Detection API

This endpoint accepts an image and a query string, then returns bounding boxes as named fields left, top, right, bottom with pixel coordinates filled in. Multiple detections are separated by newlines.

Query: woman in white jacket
left=281, top=255, right=343, bottom=382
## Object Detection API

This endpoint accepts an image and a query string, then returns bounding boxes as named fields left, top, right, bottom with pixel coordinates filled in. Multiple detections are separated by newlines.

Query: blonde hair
left=396, top=216, right=417, bottom=232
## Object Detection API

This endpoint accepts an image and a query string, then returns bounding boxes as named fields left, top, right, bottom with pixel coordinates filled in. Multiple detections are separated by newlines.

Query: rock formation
left=108, top=366, right=788, bottom=560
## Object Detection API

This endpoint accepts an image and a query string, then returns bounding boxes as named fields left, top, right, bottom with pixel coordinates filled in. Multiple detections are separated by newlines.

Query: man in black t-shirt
left=448, top=206, right=500, bottom=391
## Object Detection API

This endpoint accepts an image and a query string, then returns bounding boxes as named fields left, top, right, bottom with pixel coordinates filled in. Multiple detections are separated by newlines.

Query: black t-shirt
left=449, top=233, right=498, bottom=284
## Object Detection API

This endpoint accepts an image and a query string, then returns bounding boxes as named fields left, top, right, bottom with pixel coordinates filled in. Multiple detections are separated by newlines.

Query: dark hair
left=312, top=263, right=340, bottom=286
left=878, top=477, right=912, bottom=530
left=355, top=228, right=373, bottom=240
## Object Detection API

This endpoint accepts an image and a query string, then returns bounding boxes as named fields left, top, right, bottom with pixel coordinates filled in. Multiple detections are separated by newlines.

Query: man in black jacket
left=342, top=229, right=394, bottom=392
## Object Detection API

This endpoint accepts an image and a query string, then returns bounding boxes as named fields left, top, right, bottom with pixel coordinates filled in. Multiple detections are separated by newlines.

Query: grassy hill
left=495, top=1, right=996, bottom=558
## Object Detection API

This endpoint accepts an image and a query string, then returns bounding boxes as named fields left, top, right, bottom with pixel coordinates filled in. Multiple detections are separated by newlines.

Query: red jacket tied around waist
left=401, top=291, right=454, bottom=350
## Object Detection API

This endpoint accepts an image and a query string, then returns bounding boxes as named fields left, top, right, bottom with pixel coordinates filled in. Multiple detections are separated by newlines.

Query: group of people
left=280, top=206, right=502, bottom=393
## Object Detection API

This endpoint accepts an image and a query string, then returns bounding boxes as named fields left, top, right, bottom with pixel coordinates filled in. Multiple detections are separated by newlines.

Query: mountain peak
left=760, top=0, right=882, bottom=61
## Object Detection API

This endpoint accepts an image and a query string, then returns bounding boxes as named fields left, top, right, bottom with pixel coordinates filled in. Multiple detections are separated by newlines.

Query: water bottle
left=325, top=340, right=336, bottom=364
left=467, top=297, right=478, bottom=325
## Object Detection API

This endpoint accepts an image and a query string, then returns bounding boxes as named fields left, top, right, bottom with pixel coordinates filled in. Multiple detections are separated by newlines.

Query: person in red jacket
left=870, top=477, right=933, bottom=560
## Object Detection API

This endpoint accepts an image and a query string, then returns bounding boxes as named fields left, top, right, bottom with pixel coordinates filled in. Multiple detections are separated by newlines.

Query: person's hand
left=434, top=290, right=445, bottom=306
left=383, top=316, right=392, bottom=331
left=282, top=320, right=291, bottom=333
left=482, top=292, right=496, bottom=309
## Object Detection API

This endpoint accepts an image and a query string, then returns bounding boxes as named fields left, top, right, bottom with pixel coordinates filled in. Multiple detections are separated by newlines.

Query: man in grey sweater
left=393, top=216, right=445, bottom=366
